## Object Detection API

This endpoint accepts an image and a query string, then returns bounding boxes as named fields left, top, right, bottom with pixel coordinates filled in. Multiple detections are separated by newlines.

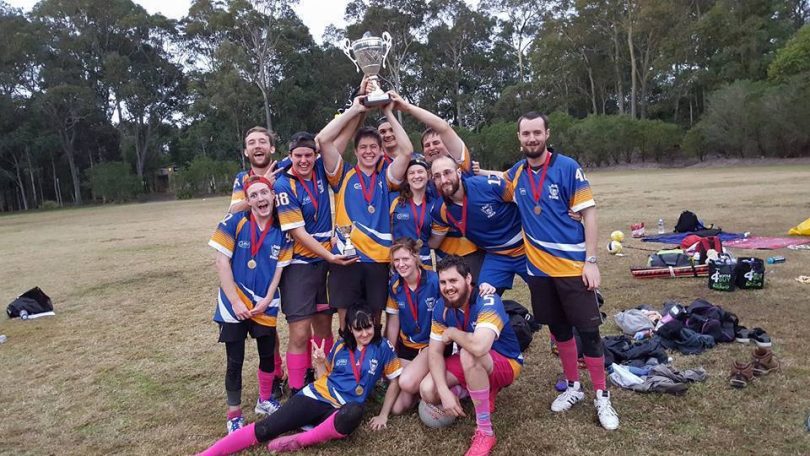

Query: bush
left=173, top=156, right=241, bottom=197
left=40, top=200, right=59, bottom=210
left=86, top=162, right=142, bottom=203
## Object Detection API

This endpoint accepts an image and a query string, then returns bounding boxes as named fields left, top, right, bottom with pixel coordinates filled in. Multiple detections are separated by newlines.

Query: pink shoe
left=267, top=435, right=303, bottom=454
left=464, top=430, right=497, bottom=456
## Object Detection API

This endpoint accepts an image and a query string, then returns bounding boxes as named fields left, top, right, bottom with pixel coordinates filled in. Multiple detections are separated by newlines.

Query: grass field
left=1, top=165, right=809, bottom=456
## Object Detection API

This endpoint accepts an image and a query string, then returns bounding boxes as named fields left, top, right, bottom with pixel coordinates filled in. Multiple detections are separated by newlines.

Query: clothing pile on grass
left=603, top=298, right=768, bottom=395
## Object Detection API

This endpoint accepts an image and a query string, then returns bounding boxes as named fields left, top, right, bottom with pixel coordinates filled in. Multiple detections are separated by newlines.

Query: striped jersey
left=503, top=151, right=595, bottom=277
left=430, top=291, right=523, bottom=374
left=301, top=337, right=402, bottom=408
left=274, top=158, right=332, bottom=264
left=208, top=212, right=292, bottom=327
left=431, top=175, right=524, bottom=257
left=389, top=194, right=434, bottom=265
left=228, top=157, right=292, bottom=209
left=385, top=269, right=440, bottom=350
left=327, top=157, right=400, bottom=263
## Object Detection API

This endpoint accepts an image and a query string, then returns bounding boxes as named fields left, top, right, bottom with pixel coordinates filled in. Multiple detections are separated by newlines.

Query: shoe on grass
left=729, top=361, right=754, bottom=388
left=749, top=327, right=772, bottom=348
left=464, top=430, right=497, bottom=456
left=751, top=347, right=779, bottom=376
left=594, top=390, right=619, bottom=430
left=226, top=416, right=245, bottom=435
left=271, top=377, right=286, bottom=400
left=735, top=326, right=751, bottom=344
left=255, top=397, right=281, bottom=416
left=551, top=381, right=584, bottom=412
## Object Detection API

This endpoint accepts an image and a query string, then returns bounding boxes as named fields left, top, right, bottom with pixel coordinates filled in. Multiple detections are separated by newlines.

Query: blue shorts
left=478, top=253, right=528, bottom=290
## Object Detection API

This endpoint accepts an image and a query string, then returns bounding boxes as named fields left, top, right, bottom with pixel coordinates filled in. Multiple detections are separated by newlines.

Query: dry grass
left=1, top=165, right=809, bottom=456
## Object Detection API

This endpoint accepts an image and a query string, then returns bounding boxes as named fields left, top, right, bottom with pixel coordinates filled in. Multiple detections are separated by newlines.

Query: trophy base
left=343, top=246, right=357, bottom=257
left=362, top=92, right=392, bottom=107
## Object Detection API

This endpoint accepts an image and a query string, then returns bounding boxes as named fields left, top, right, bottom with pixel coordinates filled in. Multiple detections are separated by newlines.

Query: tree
left=768, top=24, right=810, bottom=83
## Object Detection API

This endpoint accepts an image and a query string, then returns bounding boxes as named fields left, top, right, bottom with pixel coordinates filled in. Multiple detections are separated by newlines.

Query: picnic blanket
left=724, top=236, right=810, bottom=250
left=641, top=232, right=746, bottom=245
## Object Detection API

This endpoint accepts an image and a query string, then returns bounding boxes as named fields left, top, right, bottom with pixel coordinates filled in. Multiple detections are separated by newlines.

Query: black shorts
left=280, top=262, right=329, bottom=323
left=328, top=262, right=390, bottom=312
left=218, top=320, right=277, bottom=343
left=463, top=250, right=486, bottom=285
left=527, top=276, right=603, bottom=330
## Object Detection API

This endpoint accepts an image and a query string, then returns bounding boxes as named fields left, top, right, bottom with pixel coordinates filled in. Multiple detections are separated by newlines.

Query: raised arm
left=317, top=97, right=368, bottom=174
left=383, top=93, right=414, bottom=184
left=397, top=96, right=464, bottom=162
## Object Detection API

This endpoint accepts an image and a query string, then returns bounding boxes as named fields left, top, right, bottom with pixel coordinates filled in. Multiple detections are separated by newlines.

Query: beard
left=443, top=284, right=470, bottom=309
left=249, top=153, right=271, bottom=168
left=440, top=178, right=460, bottom=199
left=521, top=142, right=546, bottom=159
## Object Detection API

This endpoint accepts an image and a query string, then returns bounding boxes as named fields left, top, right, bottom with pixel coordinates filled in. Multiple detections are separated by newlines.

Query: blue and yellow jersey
left=385, top=269, right=440, bottom=350
left=430, top=291, right=523, bottom=375
left=389, top=194, right=434, bottom=265
left=228, top=158, right=293, bottom=209
left=301, top=338, right=402, bottom=408
left=431, top=175, right=524, bottom=257
left=327, top=157, right=399, bottom=263
left=274, top=159, right=332, bottom=264
left=208, top=212, right=292, bottom=327
left=504, top=152, right=595, bottom=277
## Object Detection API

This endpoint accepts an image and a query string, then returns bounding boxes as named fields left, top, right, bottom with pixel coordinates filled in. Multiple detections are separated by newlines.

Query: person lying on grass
left=198, top=304, right=403, bottom=455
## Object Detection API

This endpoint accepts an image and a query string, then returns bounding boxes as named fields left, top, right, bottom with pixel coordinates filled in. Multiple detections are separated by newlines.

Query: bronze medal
left=534, top=205, right=542, bottom=215
left=355, top=385, right=364, bottom=395
left=247, top=259, right=257, bottom=269
left=367, top=205, right=375, bottom=214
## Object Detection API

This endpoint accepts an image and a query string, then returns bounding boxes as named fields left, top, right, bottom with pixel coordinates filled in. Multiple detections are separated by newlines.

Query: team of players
left=200, top=88, right=616, bottom=456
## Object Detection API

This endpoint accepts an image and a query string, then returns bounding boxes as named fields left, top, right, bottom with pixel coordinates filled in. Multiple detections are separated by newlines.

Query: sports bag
left=734, top=257, right=765, bottom=289
left=674, top=210, right=705, bottom=233
left=648, top=248, right=694, bottom=268
left=6, top=287, right=53, bottom=318
left=708, top=255, right=736, bottom=292
left=502, top=300, right=540, bottom=352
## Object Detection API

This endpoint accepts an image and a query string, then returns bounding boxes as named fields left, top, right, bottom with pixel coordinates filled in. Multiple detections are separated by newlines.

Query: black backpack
left=502, top=300, right=540, bottom=352
left=6, top=287, right=53, bottom=318
left=674, top=210, right=705, bottom=233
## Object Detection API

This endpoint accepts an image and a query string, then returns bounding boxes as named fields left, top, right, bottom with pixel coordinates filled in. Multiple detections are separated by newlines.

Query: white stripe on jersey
left=485, top=232, right=524, bottom=250
left=217, top=293, right=239, bottom=323
left=208, top=240, right=233, bottom=258
left=332, top=389, right=347, bottom=405
left=571, top=200, right=595, bottom=213
left=303, top=386, right=318, bottom=401
left=355, top=222, right=393, bottom=241
left=526, top=233, right=586, bottom=252
left=310, top=230, right=333, bottom=239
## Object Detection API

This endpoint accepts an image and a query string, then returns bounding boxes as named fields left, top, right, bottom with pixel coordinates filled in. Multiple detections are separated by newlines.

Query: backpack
left=683, top=235, right=724, bottom=263
left=502, top=299, right=540, bottom=352
left=684, top=299, right=738, bottom=343
left=674, top=210, right=705, bottom=233
left=6, top=287, right=53, bottom=318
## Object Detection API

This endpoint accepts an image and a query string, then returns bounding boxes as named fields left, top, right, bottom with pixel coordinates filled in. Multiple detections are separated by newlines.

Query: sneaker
left=749, top=328, right=772, bottom=348
left=735, top=326, right=751, bottom=344
left=226, top=416, right=245, bottom=434
left=267, top=434, right=303, bottom=454
left=729, top=361, right=754, bottom=388
left=271, top=377, right=286, bottom=400
left=551, top=381, right=584, bottom=412
left=464, top=430, right=497, bottom=456
left=594, top=390, right=619, bottom=430
left=751, top=347, right=779, bottom=376
left=304, top=367, right=316, bottom=385
left=255, top=397, right=281, bottom=416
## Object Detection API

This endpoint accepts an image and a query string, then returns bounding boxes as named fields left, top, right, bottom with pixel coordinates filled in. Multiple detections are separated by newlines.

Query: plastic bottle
left=0, top=334, right=6, bottom=344
left=19, top=310, right=29, bottom=320
left=657, top=218, right=665, bottom=234
left=767, top=256, right=786, bottom=264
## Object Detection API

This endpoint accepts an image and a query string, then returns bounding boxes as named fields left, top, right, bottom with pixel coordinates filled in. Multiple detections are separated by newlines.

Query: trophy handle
left=341, top=38, right=361, bottom=73
left=381, top=31, right=393, bottom=70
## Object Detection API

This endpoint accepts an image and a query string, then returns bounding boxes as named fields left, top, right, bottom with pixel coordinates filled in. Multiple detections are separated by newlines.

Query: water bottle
left=657, top=218, right=665, bottom=234
left=0, top=334, right=6, bottom=344
left=19, top=310, right=29, bottom=320
left=767, top=256, right=786, bottom=264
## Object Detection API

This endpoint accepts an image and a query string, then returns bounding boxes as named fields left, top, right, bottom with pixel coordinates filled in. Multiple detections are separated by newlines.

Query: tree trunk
left=25, top=146, right=37, bottom=207
left=612, top=27, right=624, bottom=114
left=586, top=60, right=598, bottom=115
left=12, top=155, right=28, bottom=210
left=261, top=88, right=273, bottom=133
left=626, top=14, right=637, bottom=119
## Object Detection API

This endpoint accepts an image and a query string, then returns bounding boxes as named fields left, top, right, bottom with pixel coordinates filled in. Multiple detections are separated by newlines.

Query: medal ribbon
left=404, top=270, right=422, bottom=332
left=444, top=194, right=468, bottom=236
left=409, top=199, right=427, bottom=236
left=250, top=213, right=274, bottom=260
left=348, top=346, right=367, bottom=389
left=453, top=301, right=471, bottom=332
left=526, top=152, right=552, bottom=208
left=292, top=169, right=319, bottom=215
left=354, top=166, right=377, bottom=207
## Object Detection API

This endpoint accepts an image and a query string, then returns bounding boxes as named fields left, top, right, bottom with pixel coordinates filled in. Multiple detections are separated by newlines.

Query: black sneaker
left=749, top=327, right=772, bottom=348
left=271, top=377, right=286, bottom=401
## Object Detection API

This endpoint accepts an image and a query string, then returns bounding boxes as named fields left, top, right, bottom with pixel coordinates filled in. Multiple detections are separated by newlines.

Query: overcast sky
left=6, top=0, right=350, bottom=44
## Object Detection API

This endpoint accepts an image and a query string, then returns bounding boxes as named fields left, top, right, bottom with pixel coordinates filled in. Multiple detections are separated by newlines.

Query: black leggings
left=225, top=335, right=275, bottom=405
left=253, top=395, right=365, bottom=442
left=548, top=323, right=604, bottom=358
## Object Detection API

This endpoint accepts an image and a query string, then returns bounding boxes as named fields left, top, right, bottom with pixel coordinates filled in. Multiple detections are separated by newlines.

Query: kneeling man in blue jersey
left=419, top=255, right=523, bottom=456
left=428, top=156, right=528, bottom=295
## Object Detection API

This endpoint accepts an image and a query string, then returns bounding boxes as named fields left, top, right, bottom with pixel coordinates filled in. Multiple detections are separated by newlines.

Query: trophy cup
left=342, top=31, right=393, bottom=107
left=336, top=225, right=358, bottom=257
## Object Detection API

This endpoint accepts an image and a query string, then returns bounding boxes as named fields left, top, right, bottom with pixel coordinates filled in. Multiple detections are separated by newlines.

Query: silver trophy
left=336, top=225, right=357, bottom=257
left=342, top=31, right=393, bottom=107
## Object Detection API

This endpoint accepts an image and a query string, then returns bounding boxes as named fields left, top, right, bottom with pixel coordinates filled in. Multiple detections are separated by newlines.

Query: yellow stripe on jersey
left=459, top=145, right=472, bottom=173
left=494, top=244, right=525, bottom=258
left=210, top=229, right=235, bottom=255
left=386, top=296, right=398, bottom=314
left=430, top=320, right=447, bottom=339
left=236, top=287, right=276, bottom=327
left=525, top=241, right=584, bottom=277
left=401, top=336, right=427, bottom=350
left=230, top=190, right=245, bottom=206
left=439, top=236, right=479, bottom=256
left=348, top=227, right=390, bottom=262
left=571, top=187, right=595, bottom=211
left=313, top=377, right=340, bottom=406
left=278, top=207, right=305, bottom=231
left=384, top=355, right=403, bottom=378
left=477, top=310, right=505, bottom=333
left=508, top=358, right=522, bottom=379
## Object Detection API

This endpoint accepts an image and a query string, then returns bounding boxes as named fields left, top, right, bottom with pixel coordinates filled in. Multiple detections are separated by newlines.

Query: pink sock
left=469, top=388, right=493, bottom=436
left=274, top=351, right=284, bottom=380
left=226, top=409, right=242, bottom=420
left=287, top=352, right=310, bottom=390
left=297, top=411, right=345, bottom=447
left=257, top=369, right=274, bottom=402
left=556, top=338, right=580, bottom=383
left=197, top=423, right=258, bottom=456
left=584, top=356, right=607, bottom=391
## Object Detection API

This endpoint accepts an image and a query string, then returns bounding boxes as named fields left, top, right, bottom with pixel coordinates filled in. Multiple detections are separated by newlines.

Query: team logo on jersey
left=368, top=359, right=379, bottom=375
left=426, top=297, right=436, bottom=311
left=480, top=203, right=496, bottom=218
left=353, top=183, right=362, bottom=190
left=317, top=180, right=324, bottom=193
left=335, top=358, right=348, bottom=367
left=238, top=240, right=250, bottom=248
left=519, top=187, right=527, bottom=196
left=395, top=213, right=409, bottom=220
left=271, top=245, right=281, bottom=258
left=549, top=184, right=560, bottom=200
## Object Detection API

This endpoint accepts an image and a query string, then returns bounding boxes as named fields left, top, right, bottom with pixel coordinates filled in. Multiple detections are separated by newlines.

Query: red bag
left=683, top=235, right=723, bottom=263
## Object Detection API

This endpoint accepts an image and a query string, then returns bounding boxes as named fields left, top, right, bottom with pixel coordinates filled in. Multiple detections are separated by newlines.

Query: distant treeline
left=1, top=0, right=808, bottom=211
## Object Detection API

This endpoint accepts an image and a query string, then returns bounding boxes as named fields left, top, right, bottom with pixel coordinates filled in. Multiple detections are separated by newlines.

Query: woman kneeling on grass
left=198, top=304, right=403, bottom=455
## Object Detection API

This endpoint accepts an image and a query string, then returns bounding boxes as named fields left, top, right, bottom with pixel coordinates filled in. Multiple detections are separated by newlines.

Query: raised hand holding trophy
left=342, top=32, right=393, bottom=107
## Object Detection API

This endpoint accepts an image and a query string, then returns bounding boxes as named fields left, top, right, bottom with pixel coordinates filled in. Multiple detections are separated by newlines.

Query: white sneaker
left=594, top=390, right=619, bottom=430
left=226, top=416, right=245, bottom=434
left=551, top=381, right=584, bottom=412
left=255, top=397, right=281, bottom=416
